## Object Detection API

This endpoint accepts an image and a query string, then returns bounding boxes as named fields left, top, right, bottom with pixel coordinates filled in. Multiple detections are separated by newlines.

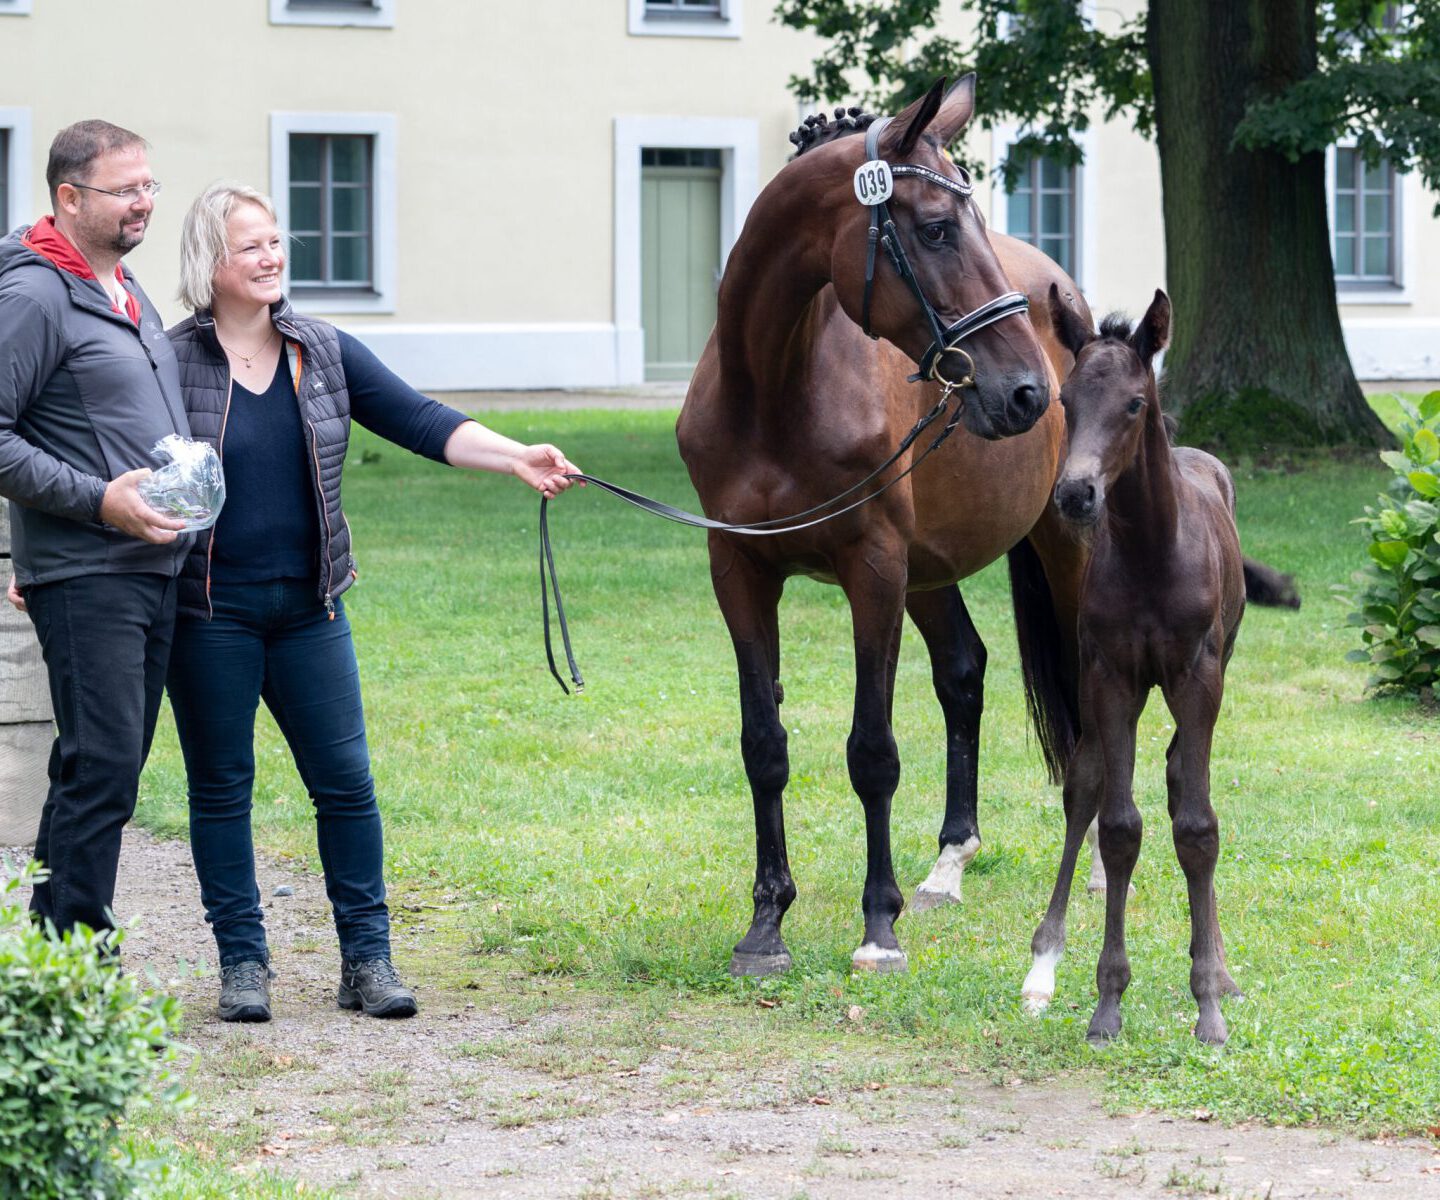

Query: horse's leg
left=1022, top=733, right=1101, bottom=1013
left=1165, top=734, right=1240, bottom=1002
left=905, top=585, right=986, bottom=912
left=711, top=541, right=794, bottom=977
left=838, top=552, right=909, bottom=973
left=1162, top=657, right=1232, bottom=1045
left=1087, top=676, right=1146, bottom=1044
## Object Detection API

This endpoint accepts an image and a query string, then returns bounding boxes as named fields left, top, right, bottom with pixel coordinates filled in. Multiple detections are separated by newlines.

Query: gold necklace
left=218, top=329, right=276, bottom=369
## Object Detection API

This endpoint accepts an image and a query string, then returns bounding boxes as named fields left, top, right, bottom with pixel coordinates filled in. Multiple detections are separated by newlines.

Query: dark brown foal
left=1022, top=286, right=1245, bottom=1045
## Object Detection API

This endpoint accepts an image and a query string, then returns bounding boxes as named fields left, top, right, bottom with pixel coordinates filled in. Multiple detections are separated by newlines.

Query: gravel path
left=6, top=831, right=1439, bottom=1200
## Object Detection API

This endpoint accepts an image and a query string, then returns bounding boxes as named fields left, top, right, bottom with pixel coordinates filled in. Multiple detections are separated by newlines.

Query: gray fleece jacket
left=0, top=226, right=192, bottom=587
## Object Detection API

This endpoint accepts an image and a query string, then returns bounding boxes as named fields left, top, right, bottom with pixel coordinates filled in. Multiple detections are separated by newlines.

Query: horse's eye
left=921, top=222, right=947, bottom=245
left=1128, top=397, right=1145, bottom=415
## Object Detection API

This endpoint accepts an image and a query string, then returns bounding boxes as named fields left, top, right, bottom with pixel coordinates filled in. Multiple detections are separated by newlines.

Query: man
left=0, top=120, right=189, bottom=939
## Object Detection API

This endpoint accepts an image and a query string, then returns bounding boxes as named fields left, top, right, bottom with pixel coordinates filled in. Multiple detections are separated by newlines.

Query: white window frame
left=613, top=116, right=758, bottom=384
left=988, top=121, right=1096, bottom=296
left=0, top=108, right=34, bottom=230
left=269, top=112, right=397, bottom=315
left=1327, top=140, right=1416, bottom=306
left=628, top=0, right=741, bottom=39
left=269, top=0, right=394, bottom=29
left=0, top=0, right=34, bottom=16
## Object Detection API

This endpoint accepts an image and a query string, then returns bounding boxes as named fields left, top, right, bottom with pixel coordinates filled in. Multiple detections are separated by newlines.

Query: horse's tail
left=1243, top=556, right=1301, bottom=609
left=1007, top=538, right=1080, bottom=786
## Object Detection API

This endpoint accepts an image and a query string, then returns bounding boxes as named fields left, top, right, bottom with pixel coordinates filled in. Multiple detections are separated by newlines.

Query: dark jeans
left=24, top=572, right=177, bottom=936
left=167, top=579, right=390, bottom=967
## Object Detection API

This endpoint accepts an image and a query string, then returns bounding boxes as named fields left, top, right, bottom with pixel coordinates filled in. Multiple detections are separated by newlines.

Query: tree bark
left=1148, top=0, right=1390, bottom=451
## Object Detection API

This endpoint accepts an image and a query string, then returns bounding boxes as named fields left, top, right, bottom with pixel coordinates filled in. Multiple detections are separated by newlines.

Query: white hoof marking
left=915, top=836, right=980, bottom=905
left=851, top=942, right=907, bottom=973
left=1021, top=949, right=1061, bottom=1015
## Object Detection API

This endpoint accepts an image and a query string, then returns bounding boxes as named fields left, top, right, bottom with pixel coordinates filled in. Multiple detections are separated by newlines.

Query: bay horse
left=1020, top=287, right=1245, bottom=1045
left=676, top=77, right=1088, bottom=975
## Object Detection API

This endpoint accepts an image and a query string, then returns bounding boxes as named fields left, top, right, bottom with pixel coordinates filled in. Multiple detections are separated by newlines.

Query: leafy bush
left=0, top=863, right=185, bottom=1199
left=1341, top=391, right=1440, bottom=695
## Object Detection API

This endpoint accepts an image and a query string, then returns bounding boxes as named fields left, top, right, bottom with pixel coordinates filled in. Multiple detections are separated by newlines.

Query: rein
left=538, top=123, right=1031, bottom=694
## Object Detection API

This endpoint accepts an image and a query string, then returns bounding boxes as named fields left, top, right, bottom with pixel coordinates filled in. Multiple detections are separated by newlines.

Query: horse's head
left=824, top=77, right=1051, bottom=440
left=1050, top=285, right=1171, bottom=525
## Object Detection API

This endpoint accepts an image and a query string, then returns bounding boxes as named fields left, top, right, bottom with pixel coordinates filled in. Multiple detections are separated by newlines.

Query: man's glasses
left=66, top=181, right=163, bottom=202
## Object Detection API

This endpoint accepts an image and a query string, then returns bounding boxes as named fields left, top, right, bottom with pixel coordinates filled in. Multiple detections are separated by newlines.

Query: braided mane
left=789, top=106, right=880, bottom=159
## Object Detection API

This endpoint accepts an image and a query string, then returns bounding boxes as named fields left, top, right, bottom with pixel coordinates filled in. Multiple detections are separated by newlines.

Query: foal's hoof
left=1020, top=991, right=1052, bottom=1017
left=909, top=886, right=959, bottom=913
left=729, top=949, right=792, bottom=977
left=1086, top=1004, right=1122, bottom=1045
left=851, top=944, right=908, bottom=974
left=1194, top=1009, right=1229, bottom=1046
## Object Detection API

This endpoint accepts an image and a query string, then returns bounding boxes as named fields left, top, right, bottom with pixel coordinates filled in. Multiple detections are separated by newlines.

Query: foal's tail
left=1007, top=539, right=1080, bottom=786
left=1243, top=556, right=1302, bottom=609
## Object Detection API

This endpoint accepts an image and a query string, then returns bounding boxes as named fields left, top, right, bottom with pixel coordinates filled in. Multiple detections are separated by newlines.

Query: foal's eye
left=1127, top=397, right=1145, bottom=415
left=921, top=222, right=947, bottom=245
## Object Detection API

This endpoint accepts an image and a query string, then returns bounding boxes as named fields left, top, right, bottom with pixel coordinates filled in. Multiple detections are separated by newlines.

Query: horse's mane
left=789, top=106, right=880, bottom=158
left=1097, top=312, right=1134, bottom=342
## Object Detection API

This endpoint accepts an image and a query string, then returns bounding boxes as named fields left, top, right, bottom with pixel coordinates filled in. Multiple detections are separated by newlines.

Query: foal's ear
left=928, top=74, right=978, bottom=148
left=883, top=78, right=948, bottom=158
left=1132, top=289, right=1171, bottom=366
left=1049, top=282, right=1093, bottom=360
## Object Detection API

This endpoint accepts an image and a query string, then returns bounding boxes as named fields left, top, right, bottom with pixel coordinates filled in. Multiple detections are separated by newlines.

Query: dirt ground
left=6, top=831, right=1440, bottom=1200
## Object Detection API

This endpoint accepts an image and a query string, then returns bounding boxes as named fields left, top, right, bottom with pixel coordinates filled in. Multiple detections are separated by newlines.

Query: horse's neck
left=1106, top=401, right=1180, bottom=566
left=715, top=183, right=837, bottom=402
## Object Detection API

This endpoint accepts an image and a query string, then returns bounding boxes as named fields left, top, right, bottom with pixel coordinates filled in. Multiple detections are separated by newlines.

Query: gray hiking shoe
left=338, top=957, right=418, bottom=1018
left=219, top=960, right=274, bottom=1023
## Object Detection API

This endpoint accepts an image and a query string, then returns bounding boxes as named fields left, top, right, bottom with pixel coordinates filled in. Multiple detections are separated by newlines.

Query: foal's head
left=791, top=77, right=1050, bottom=439
left=1049, top=285, right=1171, bottom=525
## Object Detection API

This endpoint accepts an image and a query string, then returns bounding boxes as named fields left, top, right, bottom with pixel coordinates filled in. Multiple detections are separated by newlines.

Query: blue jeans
left=167, top=580, right=390, bottom=966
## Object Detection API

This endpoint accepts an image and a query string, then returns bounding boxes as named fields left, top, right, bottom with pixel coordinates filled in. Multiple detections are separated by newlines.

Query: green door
left=641, top=149, right=721, bottom=382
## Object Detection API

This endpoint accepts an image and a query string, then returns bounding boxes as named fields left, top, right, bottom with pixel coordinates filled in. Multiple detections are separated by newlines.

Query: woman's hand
left=512, top=444, right=582, bottom=500
left=6, top=575, right=25, bottom=614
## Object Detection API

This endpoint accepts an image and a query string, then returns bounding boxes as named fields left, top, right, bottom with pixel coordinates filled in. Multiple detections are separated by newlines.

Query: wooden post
left=0, top=504, right=52, bottom=845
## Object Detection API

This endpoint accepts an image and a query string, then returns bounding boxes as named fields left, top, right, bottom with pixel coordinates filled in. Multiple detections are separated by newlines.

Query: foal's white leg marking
left=1086, top=819, right=1108, bottom=893
left=913, top=836, right=981, bottom=906
left=851, top=942, right=908, bottom=973
left=1021, top=948, right=1062, bottom=1015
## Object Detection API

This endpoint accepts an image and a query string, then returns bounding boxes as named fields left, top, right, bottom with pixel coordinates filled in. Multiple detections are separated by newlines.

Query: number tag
left=853, top=159, right=894, bottom=206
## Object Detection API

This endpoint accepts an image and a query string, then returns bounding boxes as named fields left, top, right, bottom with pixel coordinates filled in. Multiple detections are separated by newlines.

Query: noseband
left=857, top=117, right=1030, bottom=387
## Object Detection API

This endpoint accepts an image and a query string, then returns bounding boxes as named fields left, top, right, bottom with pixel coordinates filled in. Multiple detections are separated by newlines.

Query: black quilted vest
left=166, top=299, right=356, bottom=619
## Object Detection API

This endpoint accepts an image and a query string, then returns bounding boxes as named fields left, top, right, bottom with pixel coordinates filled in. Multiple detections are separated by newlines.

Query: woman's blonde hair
left=177, top=182, right=279, bottom=312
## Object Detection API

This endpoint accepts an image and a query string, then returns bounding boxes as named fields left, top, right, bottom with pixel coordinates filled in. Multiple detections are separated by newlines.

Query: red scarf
left=22, top=216, right=141, bottom=326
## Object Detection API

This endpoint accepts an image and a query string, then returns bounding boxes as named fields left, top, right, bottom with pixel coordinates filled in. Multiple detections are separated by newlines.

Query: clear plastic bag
left=137, top=435, right=226, bottom=531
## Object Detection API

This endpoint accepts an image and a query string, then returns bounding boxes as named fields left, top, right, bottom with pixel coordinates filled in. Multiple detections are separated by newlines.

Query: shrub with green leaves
left=1341, top=390, right=1440, bottom=694
left=0, top=864, right=185, bottom=1199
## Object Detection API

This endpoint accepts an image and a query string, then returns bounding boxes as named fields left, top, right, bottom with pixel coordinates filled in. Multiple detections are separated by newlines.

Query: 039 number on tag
left=853, top=160, right=894, bottom=205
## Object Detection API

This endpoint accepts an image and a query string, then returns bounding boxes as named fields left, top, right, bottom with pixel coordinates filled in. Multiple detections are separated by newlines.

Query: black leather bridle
left=857, top=116, right=1031, bottom=387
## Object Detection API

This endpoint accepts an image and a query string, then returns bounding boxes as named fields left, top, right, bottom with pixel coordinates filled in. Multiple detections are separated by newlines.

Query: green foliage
left=1176, top=386, right=1328, bottom=455
left=1339, top=390, right=1440, bottom=694
left=775, top=0, right=1149, bottom=186
left=777, top=0, right=1440, bottom=199
left=0, top=864, right=186, bottom=1199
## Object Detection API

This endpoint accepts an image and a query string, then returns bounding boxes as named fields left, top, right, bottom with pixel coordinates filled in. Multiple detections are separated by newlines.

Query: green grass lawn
left=135, top=407, right=1439, bottom=1137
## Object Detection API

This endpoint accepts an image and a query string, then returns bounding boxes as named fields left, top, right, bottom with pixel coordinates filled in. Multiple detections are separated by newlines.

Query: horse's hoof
left=851, top=944, right=908, bottom=974
left=1086, top=1006, right=1122, bottom=1044
left=1194, top=1014, right=1229, bottom=1046
left=729, top=949, right=791, bottom=977
left=909, top=886, right=959, bottom=913
left=1021, top=991, right=1051, bottom=1016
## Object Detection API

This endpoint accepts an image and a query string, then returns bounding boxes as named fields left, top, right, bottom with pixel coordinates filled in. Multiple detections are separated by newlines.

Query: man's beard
left=111, top=217, right=148, bottom=255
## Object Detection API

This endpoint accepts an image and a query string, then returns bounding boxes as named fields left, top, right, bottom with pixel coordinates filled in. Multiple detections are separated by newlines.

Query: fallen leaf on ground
left=1193, top=1108, right=1214, bottom=1122
left=846, top=1005, right=864, bottom=1023
left=808, top=1096, right=831, bottom=1106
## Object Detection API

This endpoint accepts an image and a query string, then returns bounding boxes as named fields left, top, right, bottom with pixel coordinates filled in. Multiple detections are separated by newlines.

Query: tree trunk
left=1147, top=0, right=1390, bottom=451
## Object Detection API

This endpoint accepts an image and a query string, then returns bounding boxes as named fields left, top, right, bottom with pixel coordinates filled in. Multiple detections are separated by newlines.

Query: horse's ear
left=928, top=74, right=977, bottom=147
left=882, top=78, right=947, bottom=158
left=1132, top=289, right=1171, bottom=365
left=1049, top=283, right=1093, bottom=359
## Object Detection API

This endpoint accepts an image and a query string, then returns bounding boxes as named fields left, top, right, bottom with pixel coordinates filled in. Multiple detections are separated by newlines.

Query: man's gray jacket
left=0, top=226, right=192, bottom=587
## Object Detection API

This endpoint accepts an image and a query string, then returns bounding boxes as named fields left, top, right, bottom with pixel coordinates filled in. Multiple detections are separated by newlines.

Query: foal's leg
left=838, top=552, right=910, bottom=973
left=905, top=585, right=986, bottom=911
left=1022, top=734, right=1102, bottom=1013
left=711, top=540, right=794, bottom=977
left=1163, top=656, right=1232, bottom=1044
left=1087, top=677, right=1146, bottom=1043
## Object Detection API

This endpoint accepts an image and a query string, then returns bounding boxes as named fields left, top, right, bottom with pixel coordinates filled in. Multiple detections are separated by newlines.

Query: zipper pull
left=325, top=593, right=335, bottom=620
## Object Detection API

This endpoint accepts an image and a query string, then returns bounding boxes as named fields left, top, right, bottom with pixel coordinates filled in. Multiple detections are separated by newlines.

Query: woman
left=166, top=183, right=578, bottom=1022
